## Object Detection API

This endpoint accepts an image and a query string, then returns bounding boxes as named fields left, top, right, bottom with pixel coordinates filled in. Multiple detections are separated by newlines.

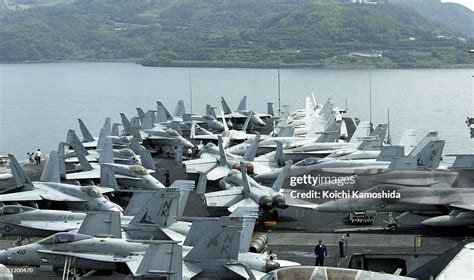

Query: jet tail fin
left=220, top=111, right=229, bottom=131
left=111, top=123, right=121, bottom=137
left=131, top=140, right=155, bottom=171
left=357, top=137, right=383, bottom=151
left=142, top=111, right=154, bottom=130
left=57, top=142, right=67, bottom=178
left=100, top=164, right=120, bottom=191
left=196, top=172, right=208, bottom=196
left=68, top=130, right=93, bottom=171
left=156, top=101, right=173, bottom=122
left=229, top=207, right=258, bottom=253
left=136, top=108, right=146, bottom=123
left=349, top=121, right=371, bottom=144
left=206, top=105, right=217, bottom=119
left=67, top=129, right=89, bottom=157
left=242, top=133, right=260, bottom=161
left=169, top=180, right=195, bottom=217
left=221, top=97, right=232, bottom=114
left=237, top=96, right=247, bottom=111
left=130, top=188, right=181, bottom=227
left=242, top=112, right=252, bottom=132
left=240, top=162, right=251, bottom=194
left=275, top=140, right=284, bottom=167
left=184, top=216, right=243, bottom=261
left=78, top=119, right=95, bottom=143
left=124, top=191, right=155, bottom=216
left=120, top=113, right=133, bottom=135
left=8, top=154, right=34, bottom=189
left=218, top=136, right=227, bottom=166
left=174, top=100, right=186, bottom=117
left=40, top=151, right=60, bottom=183
left=78, top=212, right=121, bottom=238
left=97, top=118, right=112, bottom=151
left=267, top=102, right=274, bottom=116
left=99, top=138, right=114, bottom=164
left=135, top=241, right=182, bottom=279
left=271, top=161, right=291, bottom=192
left=376, top=146, right=405, bottom=162
left=414, top=140, right=445, bottom=169
left=190, top=122, right=196, bottom=139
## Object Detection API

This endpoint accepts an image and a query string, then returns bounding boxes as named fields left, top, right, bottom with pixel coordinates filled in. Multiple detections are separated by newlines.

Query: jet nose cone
left=265, top=260, right=280, bottom=272
left=183, top=140, right=194, bottom=149
left=0, top=250, right=10, bottom=264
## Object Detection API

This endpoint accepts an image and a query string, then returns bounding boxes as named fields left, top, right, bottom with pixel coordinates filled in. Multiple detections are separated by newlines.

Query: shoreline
left=1, top=59, right=473, bottom=70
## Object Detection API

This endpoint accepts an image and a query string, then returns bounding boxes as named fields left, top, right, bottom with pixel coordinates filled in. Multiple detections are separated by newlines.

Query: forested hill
left=0, top=0, right=472, bottom=68
left=391, top=0, right=474, bottom=38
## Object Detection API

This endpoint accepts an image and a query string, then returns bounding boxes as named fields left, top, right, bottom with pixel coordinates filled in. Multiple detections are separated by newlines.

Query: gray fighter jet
left=2, top=153, right=120, bottom=212
left=184, top=135, right=274, bottom=181
left=0, top=186, right=193, bottom=240
left=0, top=212, right=288, bottom=278
left=203, top=161, right=291, bottom=218
left=255, top=132, right=444, bottom=182
left=219, top=96, right=270, bottom=127
left=64, top=136, right=156, bottom=182
left=120, top=112, right=194, bottom=149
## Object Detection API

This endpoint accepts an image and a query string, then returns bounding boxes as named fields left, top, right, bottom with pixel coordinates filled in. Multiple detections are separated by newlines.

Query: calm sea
left=0, top=62, right=472, bottom=160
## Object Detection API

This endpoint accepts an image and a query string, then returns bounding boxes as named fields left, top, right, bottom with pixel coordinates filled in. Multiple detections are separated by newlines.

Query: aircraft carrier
left=0, top=155, right=470, bottom=280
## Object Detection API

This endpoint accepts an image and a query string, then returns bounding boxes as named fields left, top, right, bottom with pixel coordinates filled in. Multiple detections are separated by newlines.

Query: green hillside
left=392, top=0, right=474, bottom=38
left=0, top=0, right=472, bottom=68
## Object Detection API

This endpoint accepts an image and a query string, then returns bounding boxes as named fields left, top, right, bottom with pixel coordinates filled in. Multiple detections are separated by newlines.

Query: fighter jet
left=120, top=112, right=194, bottom=149
left=184, top=135, right=273, bottom=181
left=0, top=212, right=290, bottom=278
left=64, top=137, right=156, bottom=182
left=0, top=180, right=194, bottom=239
left=203, top=161, right=291, bottom=218
left=76, top=118, right=131, bottom=149
left=219, top=96, right=270, bottom=128
left=2, top=153, right=120, bottom=212
left=255, top=132, right=444, bottom=182
left=153, top=101, right=225, bottom=132
left=65, top=129, right=139, bottom=165
left=190, top=111, right=259, bottom=148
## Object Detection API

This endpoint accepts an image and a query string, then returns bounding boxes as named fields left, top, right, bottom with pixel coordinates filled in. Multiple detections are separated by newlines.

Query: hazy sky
left=442, top=0, right=473, bottom=10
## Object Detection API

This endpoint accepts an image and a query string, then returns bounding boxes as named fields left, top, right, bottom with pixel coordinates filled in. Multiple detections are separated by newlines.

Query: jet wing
left=16, top=220, right=81, bottom=232
left=205, top=188, right=244, bottom=208
left=281, top=189, right=319, bottom=209
left=0, top=190, right=43, bottom=201
left=184, top=159, right=218, bottom=174
left=183, top=262, right=202, bottom=279
left=207, top=166, right=231, bottom=181
left=227, top=197, right=259, bottom=213
left=37, top=250, right=143, bottom=263
left=450, top=204, right=474, bottom=211
left=160, top=228, right=186, bottom=243
left=65, top=170, right=101, bottom=180
left=191, top=134, right=219, bottom=141
left=224, top=264, right=266, bottom=279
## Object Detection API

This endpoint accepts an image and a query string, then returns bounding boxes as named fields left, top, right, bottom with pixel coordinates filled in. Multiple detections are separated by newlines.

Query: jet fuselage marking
left=220, top=233, right=234, bottom=255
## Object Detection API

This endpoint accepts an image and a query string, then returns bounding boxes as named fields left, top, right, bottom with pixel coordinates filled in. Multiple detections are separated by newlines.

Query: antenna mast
left=277, top=58, right=281, bottom=117
left=189, top=68, right=193, bottom=114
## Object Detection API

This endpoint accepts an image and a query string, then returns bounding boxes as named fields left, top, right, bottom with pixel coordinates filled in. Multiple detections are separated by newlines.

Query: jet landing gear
left=382, top=212, right=409, bottom=232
